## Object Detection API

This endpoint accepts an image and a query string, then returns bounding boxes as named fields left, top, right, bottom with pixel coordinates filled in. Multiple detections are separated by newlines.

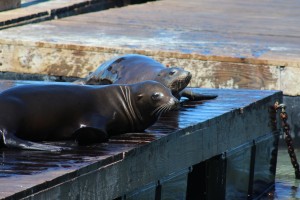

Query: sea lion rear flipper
left=180, top=88, right=218, bottom=101
left=1, top=130, right=68, bottom=152
left=74, top=115, right=109, bottom=145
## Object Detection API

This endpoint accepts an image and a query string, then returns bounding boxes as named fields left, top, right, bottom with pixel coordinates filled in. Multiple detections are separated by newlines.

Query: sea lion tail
left=1, top=129, right=70, bottom=151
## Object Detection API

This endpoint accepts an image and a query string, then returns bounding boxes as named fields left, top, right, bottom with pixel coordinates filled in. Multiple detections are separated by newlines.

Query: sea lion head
left=155, top=67, right=192, bottom=95
left=130, top=80, right=180, bottom=118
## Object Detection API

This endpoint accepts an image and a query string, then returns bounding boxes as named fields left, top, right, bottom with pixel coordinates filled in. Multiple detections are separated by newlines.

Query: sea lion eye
left=152, top=92, right=163, bottom=101
left=169, top=70, right=177, bottom=75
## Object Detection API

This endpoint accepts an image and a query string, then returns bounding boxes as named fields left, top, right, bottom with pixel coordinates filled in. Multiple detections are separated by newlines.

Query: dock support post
left=186, top=155, right=226, bottom=200
left=155, top=181, right=161, bottom=200
left=247, top=141, right=256, bottom=199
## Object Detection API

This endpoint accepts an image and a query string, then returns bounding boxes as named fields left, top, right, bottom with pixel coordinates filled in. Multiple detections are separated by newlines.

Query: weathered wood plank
left=0, top=0, right=20, bottom=11
left=0, top=0, right=154, bottom=29
left=0, top=0, right=85, bottom=23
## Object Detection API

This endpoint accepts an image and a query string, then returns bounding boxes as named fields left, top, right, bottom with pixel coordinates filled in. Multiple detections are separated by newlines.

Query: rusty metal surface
left=0, top=80, right=280, bottom=199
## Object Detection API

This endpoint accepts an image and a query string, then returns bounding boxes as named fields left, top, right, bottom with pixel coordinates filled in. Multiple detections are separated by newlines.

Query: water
left=271, top=149, right=300, bottom=200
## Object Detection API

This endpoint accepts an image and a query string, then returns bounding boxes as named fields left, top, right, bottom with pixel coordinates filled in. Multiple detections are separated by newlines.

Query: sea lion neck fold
left=118, top=85, right=144, bottom=131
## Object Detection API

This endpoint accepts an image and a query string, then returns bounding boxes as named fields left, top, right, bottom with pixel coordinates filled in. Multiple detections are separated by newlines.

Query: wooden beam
left=0, top=0, right=20, bottom=11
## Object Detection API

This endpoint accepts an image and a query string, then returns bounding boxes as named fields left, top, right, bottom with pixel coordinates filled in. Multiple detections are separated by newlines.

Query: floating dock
left=0, top=80, right=282, bottom=199
left=0, top=0, right=294, bottom=198
left=0, top=0, right=153, bottom=29
left=1, top=1, right=300, bottom=142
left=0, top=0, right=300, bottom=95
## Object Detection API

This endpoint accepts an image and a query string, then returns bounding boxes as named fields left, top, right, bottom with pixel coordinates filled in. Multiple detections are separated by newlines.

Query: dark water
left=271, top=149, right=300, bottom=200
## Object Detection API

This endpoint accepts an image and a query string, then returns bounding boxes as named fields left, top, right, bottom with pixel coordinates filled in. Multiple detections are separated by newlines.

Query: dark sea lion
left=76, top=54, right=217, bottom=101
left=0, top=81, right=179, bottom=151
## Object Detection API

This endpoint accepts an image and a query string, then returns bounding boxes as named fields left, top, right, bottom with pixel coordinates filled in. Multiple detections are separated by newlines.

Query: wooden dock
left=0, top=80, right=282, bottom=199
left=3, top=0, right=300, bottom=145
left=0, top=0, right=20, bottom=12
left=0, top=0, right=153, bottom=30
left=0, top=0, right=300, bottom=95
left=0, top=0, right=296, bottom=198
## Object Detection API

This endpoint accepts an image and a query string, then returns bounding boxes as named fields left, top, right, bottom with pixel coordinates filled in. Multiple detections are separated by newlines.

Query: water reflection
left=265, top=149, right=300, bottom=200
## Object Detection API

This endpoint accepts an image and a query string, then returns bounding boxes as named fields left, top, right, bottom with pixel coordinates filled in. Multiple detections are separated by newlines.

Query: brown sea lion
left=76, top=54, right=217, bottom=101
left=0, top=81, right=179, bottom=151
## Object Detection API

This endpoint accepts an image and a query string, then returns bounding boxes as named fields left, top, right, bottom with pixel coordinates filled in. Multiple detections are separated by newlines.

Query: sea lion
left=0, top=81, right=179, bottom=151
left=76, top=54, right=217, bottom=101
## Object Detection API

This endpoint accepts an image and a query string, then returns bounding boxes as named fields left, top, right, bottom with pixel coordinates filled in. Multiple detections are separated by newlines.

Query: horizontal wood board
left=0, top=0, right=153, bottom=29
left=0, top=0, right=20, bottom=12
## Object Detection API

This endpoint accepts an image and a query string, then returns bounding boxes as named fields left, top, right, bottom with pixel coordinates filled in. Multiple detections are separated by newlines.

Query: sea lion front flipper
left=74, top=127, right=109, bottom=146
left=1, top=130, right=68, bottom=152
left=180, top=88, right=218, bottom=101
left=74, top=114, right=109, bottom=145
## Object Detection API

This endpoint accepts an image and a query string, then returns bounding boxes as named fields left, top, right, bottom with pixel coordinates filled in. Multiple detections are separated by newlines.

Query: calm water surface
left=271, top=149, right=300, bottom=200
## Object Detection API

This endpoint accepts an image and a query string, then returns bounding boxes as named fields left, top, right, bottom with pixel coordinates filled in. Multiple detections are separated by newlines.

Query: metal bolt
left=239, top=108, right=244, bottom=114
left=278, top=65, right=285, bottom=71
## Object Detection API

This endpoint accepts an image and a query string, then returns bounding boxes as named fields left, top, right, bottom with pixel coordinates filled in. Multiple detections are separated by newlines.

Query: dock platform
left=2, top=0, right=300, bottom=146
left=0, top=0, right=153, bottom=30
left=0, top=80, right=282, bottom=199
left=0, top=0, right=300, bottom=95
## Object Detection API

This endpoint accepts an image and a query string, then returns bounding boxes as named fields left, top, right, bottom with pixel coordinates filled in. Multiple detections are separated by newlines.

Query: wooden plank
left=0, top=0, right=152, bottom=29
left=0, top=0, right=20, bottom=11
left=0, top=0, right=85, bottom=22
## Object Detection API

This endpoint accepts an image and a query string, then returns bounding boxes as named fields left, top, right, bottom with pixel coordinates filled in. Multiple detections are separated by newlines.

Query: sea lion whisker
left=155, top=109, right=164, bottom=117
left=164, top=104, right=173, bottom=113
left=164, top=105, right=171, bottom=113
left=151, top=105, right=162, bottom=116
left=152, top=106, right=162, bottom=117
left=157, top=105, right=166, bottom=115
left=158, top=107, right=167, bottom=116
left=162, top=104, right=173, bottom=115
left=152, top=107, right=162, bottom=117
left=154, top=104, right=169, bottom=116
left=152, top=103, right=173, bottom=117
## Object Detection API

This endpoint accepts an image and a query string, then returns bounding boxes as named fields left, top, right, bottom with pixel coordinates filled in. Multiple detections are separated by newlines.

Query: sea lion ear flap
left=136, top=94, right=143, bottom=101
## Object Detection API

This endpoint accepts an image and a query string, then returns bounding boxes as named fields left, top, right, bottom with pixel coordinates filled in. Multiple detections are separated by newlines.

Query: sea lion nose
left=186, top=71, right=192, bottom=82
left=170, top=97, right=180, bottom=110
